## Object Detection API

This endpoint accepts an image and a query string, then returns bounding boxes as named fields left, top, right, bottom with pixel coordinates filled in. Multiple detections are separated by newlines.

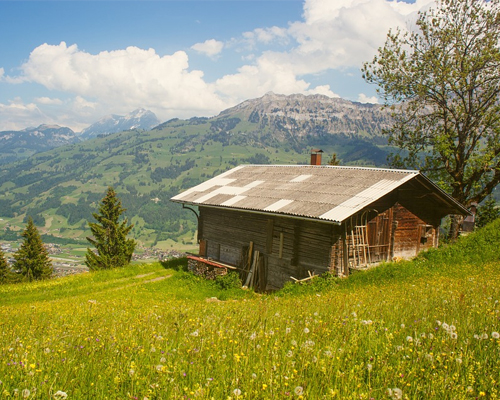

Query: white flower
left=428, top=333, right=434, bottom=339
left=155, top=365, right=163, bottom=371
left=492, top=331, right=500, bottom=339
left=400, top=323, right=405, bottom=329
left=303, top=327, right=310, bottom=334
left=449, top=325, right=456, bottom=332
left=233, top=388, right=242, bottom=397
left=367, top=363, right=373, bottom=371
left=22, top=389, right=30, bottom=398
left=442, top=322, right=450, bottom=332
left=450, top=332, right=458, bottom=340
left=456, top=358, right=462, bottom=364
left=53, top=391, right=68, bottom=400
left=249, top=332, right=256, bottom=340
left=482, top=333, right=489, bottom=340
left=129, top=369, right=135, bottom=376
left=393, top=388, right=403, bottom=399
left=294, top=386, right=304, bottom=396
left=251, top=373, right=257, bottom=379
left=190, top=330, right=199, bottom=337
left=436, top=320, right=442, bottom=326
left=286, top=350, right=293, bottom=357
left=285, top=328, right=291, bottom=334
left=406, top=336, right=413, bottom=342
left=160, top=357, right=166, bottom=363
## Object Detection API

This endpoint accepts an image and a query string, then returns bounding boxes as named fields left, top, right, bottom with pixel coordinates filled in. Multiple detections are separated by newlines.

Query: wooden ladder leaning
left=350, top=225, right=371, bottom=267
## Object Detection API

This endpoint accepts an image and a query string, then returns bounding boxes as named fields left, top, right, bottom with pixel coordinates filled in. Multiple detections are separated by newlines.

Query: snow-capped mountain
left=0, top=124, right=79, bottom=164
left=79, top=108, right=160, bottom=139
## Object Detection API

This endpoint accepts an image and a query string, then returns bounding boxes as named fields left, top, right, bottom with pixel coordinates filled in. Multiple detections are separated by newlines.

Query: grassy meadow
left=1, top=221, right=500, bottom=399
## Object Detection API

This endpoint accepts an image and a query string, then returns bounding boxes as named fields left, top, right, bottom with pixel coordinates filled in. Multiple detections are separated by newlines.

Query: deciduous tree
left=85, top=187, right=136, bottom=271
left=362, top=0, right=500, bottom=237
left=13, top=217, right=53, bottom=281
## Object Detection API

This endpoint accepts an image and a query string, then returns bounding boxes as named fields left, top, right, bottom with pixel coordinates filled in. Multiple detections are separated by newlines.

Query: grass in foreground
left=0, top=221, right=499, bottom=399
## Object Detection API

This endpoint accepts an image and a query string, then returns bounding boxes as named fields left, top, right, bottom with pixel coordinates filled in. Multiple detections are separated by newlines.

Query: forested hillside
left=0, top=94, right=393, bottom=247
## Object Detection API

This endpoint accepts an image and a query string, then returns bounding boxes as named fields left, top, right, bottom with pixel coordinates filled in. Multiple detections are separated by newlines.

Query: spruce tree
left=0, top=248, right=15, bottom=284
left=13, top=217, right=53, bottom=281
left=85, top=187, right=136, bottom=271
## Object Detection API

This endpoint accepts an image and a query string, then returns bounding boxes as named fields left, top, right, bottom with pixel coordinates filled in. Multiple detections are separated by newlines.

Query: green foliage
left=0, top=248, right=15, bottom=284
left=13, top=217, right=53, bottom=281
left=475, top=197, right=500, bottom=229
left=214, top=271, right=242, bottom=290
left=362, top=0, right=500, bottom=212
left=85, top=187, right=136, bottom=271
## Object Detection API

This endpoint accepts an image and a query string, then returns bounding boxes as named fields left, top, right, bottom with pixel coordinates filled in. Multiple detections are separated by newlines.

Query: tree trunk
left=448, top=214, right=464, bottom=240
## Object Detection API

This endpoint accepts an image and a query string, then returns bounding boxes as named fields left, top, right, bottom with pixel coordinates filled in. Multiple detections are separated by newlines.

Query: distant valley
left=0, top=93, right=394, bottom=247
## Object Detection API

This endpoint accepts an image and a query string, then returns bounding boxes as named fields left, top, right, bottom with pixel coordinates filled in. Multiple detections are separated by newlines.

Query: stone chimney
left=310, top=149, right=323, bottom=166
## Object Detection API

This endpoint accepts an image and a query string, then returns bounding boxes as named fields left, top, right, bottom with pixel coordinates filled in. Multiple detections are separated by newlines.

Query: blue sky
left=0, top=0, right=430, bottom=131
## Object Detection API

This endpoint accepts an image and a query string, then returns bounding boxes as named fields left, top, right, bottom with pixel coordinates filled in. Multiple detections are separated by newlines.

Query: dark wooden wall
left=198, top=201, right=439, bottom=289
left=199, top=207, right=341, bottom=290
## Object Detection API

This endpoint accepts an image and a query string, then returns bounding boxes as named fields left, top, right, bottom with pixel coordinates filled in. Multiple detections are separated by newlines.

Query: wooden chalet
left=171, top=158, right=468, bottom=290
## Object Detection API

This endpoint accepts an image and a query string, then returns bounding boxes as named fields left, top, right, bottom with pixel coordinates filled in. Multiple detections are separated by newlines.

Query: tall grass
left=0, top=221, right=499, bottom=399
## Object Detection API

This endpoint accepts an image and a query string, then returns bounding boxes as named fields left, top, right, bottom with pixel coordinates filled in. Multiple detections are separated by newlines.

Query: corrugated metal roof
left=171, top=165, right=467, bottom=223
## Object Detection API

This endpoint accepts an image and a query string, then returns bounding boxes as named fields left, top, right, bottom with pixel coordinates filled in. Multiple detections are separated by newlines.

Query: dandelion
left=351, top=312, right=357, bottom=318
left=286, top=350, right=293, bottom=357
left=22, top=389, right=30, bottom=398
left=53, top=391, right=68, bottom=400
left=156, top=365, right=163, bottom=372
left=481, top=333, right=489, bottom=340
left=456, top=358, right=462, bottom=364
left=450, top=332, right=458, bottom=340
left=400, top=323, right=405, bottom=329
left=294, top=386, right=304, bottom=396
left=249, top=332, right=256, bottom=340
left=436, top=320, right=442, bottom=326
left=285, top=328, right=291, bottom=334
left=449, top=325, right=456, bottom=332
left=129, top=369, right=135, bottom=376
left=252, top=373, right=257, bottom=379
left=303, top=327, right=310, bottom=334
left=442, top=322, right=450, bottom=331
left=367, top=363, right=373, bottom=371
left=406, top=336, right=413, bottom=342
left=190, top=330, right=199, bottom=337
left=428, top=333, right=434, bottom=339
left=388, top=387, right=403, bottom=399
left=233, top=388, right=242, bottom=397
left=492, top=332, right=499, bottom=339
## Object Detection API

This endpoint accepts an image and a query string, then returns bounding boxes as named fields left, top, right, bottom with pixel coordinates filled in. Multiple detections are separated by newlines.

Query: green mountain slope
left=0, top=94, right=393, bottom=247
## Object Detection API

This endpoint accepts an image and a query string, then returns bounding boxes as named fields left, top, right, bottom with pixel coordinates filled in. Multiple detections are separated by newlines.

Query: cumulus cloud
left=35, top=97, right=63, bottom=105
left=357, top=93, right=379, bottom=104
left=191, top=39, right=224, bottom=57
left=13, top=42, right=227, bottom=122
left=0, top=98, right=47, bottom=130
left=1, top=0, right=435, bottom=130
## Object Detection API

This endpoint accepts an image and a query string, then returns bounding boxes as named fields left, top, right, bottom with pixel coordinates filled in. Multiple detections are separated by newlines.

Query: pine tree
left=0, top=248, right=15, bottom=284
left=13, top=217, right=53, bottom=281
left=85, top=187, right=136, bottom=271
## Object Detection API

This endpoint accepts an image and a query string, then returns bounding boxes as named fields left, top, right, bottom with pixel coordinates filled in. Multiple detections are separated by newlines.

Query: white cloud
left=1, top=0, right=436, bottom=130
left=11, top=42, right=227, bottom=122
left=357, top=93, right=379, bottom=104
left=0, top=98, right=47, bottom=130
left=191, top=39, right=224, bottom=57
left=35, top=97, right=63, bottom=105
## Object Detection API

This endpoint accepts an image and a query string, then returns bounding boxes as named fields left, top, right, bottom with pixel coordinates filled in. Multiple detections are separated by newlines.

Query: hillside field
left=1, top=220, right=499, bottom=399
